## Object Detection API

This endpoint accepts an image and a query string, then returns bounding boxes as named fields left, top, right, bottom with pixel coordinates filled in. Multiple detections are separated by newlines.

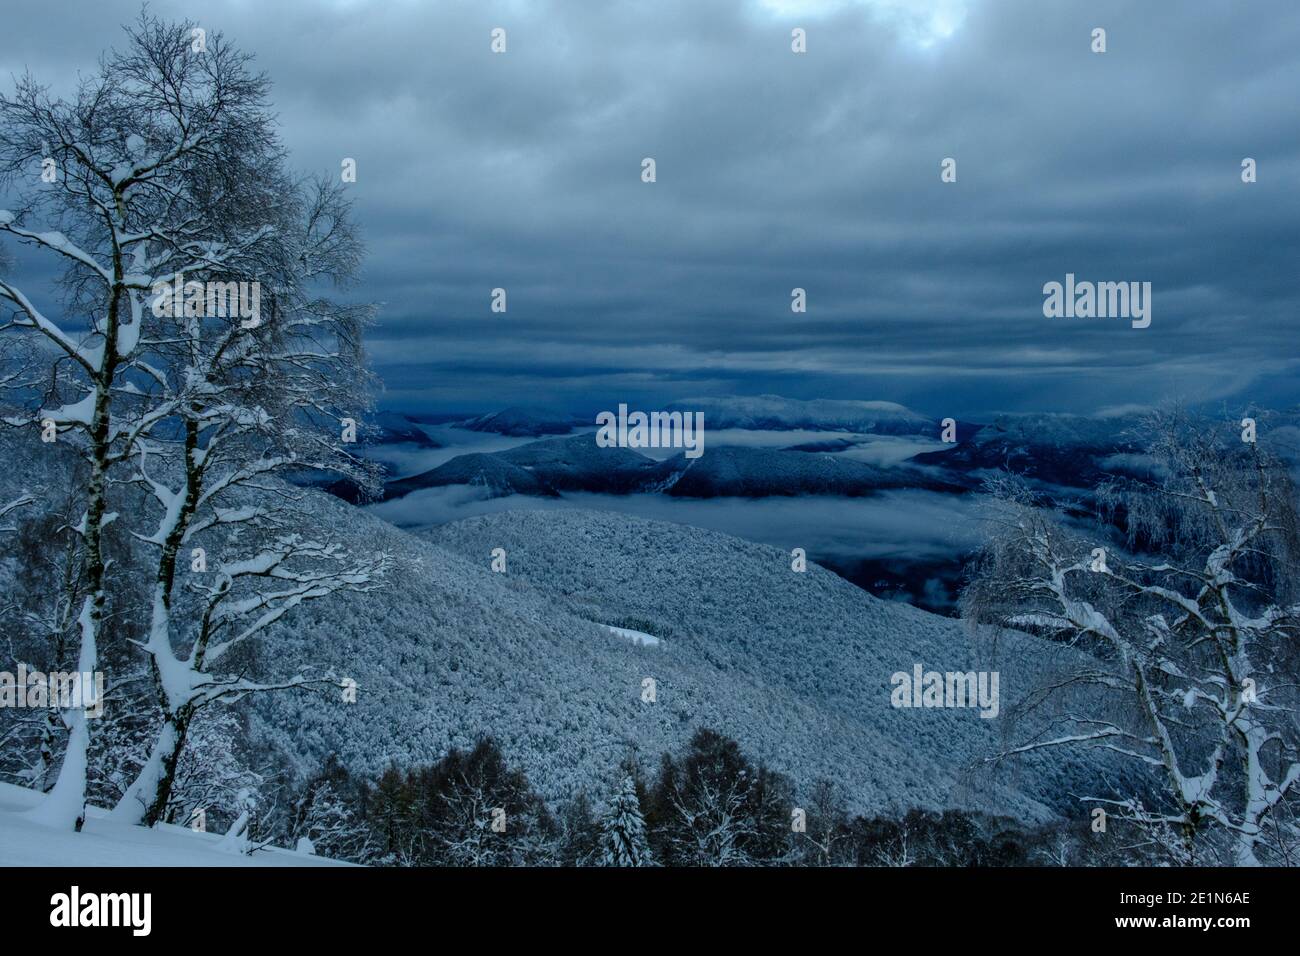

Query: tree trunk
left=23, top=710, right=89, bottom=830
left=111, top=707, right=192, bottom=826
left=34, top=278, right=123, bottom=829
left=112, top=418, right=203, bottom=825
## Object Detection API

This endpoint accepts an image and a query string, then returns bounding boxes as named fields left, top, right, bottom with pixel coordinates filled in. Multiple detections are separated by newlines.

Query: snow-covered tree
left=965, top=411, right=1300, bottom=865
left=1, top=486, right=92, bottom=791
left=649, top=729, right=792, bottom=867
left=556, top=791, right=599, bottom=866
left=596, top=775, right=652, bottom=866
left=871, top=817, right=916, bottom=867
left=214, top=787, right=258, bottom=854
left=0, top=12, right=386, bottom=829
left=288, top=754, right=372, bottom=863
left=793, top=778, right=851, bottom=866
left=159, top=708, right=262, bottom=828
left=363, top=766, right=421, bottom=866
left=423, top=739, right=557, bottom=866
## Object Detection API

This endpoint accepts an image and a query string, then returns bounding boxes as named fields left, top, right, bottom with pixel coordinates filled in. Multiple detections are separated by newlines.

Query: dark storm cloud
left=2, top=0, right=1297, bottom=417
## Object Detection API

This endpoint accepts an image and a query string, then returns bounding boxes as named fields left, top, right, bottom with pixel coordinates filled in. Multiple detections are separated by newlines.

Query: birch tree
left=965, top=412, right=1300, bottom=865
left=0, top=13, right=385, bottom=828
left=2, top=487, right=88, bottom=790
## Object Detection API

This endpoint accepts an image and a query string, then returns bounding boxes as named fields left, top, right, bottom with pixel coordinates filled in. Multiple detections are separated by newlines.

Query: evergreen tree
left=363, top=765, right=419, bottom=865
left=597, top=776, right=651, bottom=867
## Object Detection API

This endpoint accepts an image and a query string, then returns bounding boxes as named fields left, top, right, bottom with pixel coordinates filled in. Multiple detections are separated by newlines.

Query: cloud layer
left=2, top=0, right=1297, bottom=418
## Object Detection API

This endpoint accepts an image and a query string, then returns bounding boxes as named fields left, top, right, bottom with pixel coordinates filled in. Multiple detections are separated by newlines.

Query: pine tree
left=598, top=776, right=651, bottom=867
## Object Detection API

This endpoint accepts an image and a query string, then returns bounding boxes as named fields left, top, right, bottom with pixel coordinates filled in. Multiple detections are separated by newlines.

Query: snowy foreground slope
left=251, top=497, right=1126, bottom=820
left=0, top=783, right=347, bottom=867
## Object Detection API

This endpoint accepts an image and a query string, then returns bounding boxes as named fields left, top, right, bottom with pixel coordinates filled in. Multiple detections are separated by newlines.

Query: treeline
left=271, top=728, right=1127, bottom=866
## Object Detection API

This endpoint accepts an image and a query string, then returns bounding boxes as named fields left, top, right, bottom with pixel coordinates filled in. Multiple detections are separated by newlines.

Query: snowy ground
left=603, top=625, right=661, bottom=647
left=0, top=783, right=350, bottom=867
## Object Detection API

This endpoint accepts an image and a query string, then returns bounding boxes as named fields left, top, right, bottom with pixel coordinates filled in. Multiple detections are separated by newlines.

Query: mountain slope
left=384, top=452, right=560, bottom=499
left=495, top=433, right=679, bottom=492
left=371, top=411, right=441, bottom=449
left=458, top=406, right=580, bottom=437
left=664, top=445, right=969, bottom=497
left=250, top=497, right=1133, bottom=819
left=914, top=414, right=1139, bottom=487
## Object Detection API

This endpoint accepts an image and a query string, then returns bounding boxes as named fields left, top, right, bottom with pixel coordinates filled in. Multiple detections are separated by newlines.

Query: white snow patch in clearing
left=603, top=625, right=660, bottom=647
left=0, top=782, right=352, bottom=867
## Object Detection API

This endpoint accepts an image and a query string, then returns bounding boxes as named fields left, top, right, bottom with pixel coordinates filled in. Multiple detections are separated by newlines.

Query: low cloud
left=369, top=485, right=991, bottom=563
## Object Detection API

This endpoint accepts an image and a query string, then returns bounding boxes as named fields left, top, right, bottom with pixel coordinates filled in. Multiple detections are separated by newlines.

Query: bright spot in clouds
left=756, top=0, right=967, bottom=48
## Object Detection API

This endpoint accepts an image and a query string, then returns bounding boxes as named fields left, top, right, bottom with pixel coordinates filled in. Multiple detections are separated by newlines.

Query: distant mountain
left=667, top=395, right=946, bottom=436
left=402, top=412, right=478, bottom=426
left=281, top=411, right=438, bottom=504
left=371, top=411, right=441, bottom=448
left=455, top=396, right=982, bottom=440
left=913, top=414, right=1139, bottom=488
left=664, top=445, right=971, bottom=497
left=384, top=433, right=676, bottom=500
left=383, top=433, right=970, bottom=501
left=458, top=406, right=583, bottom=437
left=385, top=452, right=560, bottom=499
left=374, top=400, right=1250, bottom=506
left=495, top=434, right=680, bottom=492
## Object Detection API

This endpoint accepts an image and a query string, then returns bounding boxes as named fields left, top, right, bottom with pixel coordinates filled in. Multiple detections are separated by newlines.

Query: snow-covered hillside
left=248, top=495, right=1131, bottom=820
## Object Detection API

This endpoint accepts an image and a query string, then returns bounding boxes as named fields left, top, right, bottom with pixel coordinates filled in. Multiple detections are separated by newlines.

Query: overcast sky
left=2, top=0, right=1298, bottom=419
